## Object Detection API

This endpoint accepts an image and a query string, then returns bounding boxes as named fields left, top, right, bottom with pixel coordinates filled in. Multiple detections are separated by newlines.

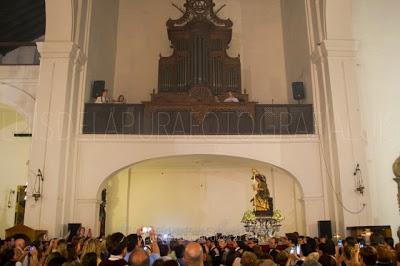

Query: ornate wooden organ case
left=157, top=0, right=241, bottom=97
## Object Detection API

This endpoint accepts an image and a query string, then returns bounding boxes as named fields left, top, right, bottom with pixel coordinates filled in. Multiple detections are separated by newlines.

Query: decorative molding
left=311, top=46, right=323, bottom=64
left=0, top=65, right=40, bottom=80
left=167, top=0, right=232, bottom=28
left=321, top=39, right=359, bottom=58
left=77, top=134, right=320, bottom=144
left=311, top=39, right=359, bottom=62
left=36, top=41, right=87, bottom=65
left=303, top=195, right=324, bottom=202
left=75, top=198, right=100, bottom=205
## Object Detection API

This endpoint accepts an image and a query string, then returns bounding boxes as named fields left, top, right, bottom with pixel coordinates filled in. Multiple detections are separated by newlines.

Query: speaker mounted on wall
left=318, top=220, right=333, bottom=239
left=92, top=80, right=105, bottom=99
left=292, top=81, right=305, bottom=103
left=67, top=223, right=82, bottom=242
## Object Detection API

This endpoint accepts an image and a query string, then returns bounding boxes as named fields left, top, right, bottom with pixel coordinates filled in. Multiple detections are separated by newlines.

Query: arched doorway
left=0, top=103, right=32, bottom=238
left=98, top=155, right=305, bottom=238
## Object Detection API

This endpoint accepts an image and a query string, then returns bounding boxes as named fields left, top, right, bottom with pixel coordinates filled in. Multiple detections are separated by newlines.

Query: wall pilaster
left=24, top=41, right=85, bottom=237
left=312, top=39, right=372, bottom=235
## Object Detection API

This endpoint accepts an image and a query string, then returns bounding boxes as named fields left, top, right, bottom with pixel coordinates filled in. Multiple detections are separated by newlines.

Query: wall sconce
left=354, top=163, right=365, bottom=195
left=31, top=169, right=44, bottom=202
left=7, top=189, right=15, bottom=208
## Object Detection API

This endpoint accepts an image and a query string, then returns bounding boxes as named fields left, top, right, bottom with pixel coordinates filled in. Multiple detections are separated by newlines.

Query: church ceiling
left=0, top=0, right=45, bottom=55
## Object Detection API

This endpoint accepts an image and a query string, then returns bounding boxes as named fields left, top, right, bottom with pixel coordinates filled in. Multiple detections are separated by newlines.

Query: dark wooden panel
left=82, top=103, right=314, bottom=135
left=255, top=104, right=315, bottom=135
left=83, top=104, right=144, bottom=134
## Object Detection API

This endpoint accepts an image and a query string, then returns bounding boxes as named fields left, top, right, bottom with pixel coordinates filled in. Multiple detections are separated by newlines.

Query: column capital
left=36, top=41, right=87, bottom=66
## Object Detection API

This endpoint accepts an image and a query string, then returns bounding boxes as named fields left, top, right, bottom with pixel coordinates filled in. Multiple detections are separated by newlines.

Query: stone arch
left=0, top=82, right=35, bottom=127
left=95, top=154, right=307, bottom=236
left=97, top=154, right=306, bottom=199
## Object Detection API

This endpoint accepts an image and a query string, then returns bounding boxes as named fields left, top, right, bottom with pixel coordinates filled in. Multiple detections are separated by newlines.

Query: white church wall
left=103, top=157, right=305, bottom=238
left=352, top=0, right=400, bottom=239
left=280, top=0, right=313, bottom=104
left=0, top=66, right=38, bottom=126
left=85, top=0, right=119, bottom=102
left=113, top=0, right=288, bottom=104
left=0, top=104, right=31, bottom=238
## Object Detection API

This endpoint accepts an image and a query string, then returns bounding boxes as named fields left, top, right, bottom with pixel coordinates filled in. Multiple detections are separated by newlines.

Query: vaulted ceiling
left=0, top=0, right=46, bottom=55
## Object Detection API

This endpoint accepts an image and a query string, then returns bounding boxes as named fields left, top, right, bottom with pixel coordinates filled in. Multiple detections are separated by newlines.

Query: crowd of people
left=1, top=228, right=399, bottom=266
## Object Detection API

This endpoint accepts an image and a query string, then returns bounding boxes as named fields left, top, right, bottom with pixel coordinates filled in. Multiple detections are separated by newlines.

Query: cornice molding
left=36, top=41, right=87, bottom=65
left=311, top=39, right=359, bottom=62
left=77, top=134, right=320, bottom=144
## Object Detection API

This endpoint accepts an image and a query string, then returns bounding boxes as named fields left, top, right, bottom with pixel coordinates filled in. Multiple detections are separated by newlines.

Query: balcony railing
left=83, top=103, right=315, bottom=135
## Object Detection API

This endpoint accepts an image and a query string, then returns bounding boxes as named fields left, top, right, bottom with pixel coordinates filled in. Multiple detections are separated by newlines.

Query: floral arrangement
left=272, top=209, right=285, bottom=222
left=241, top=210, right=256, bottom=223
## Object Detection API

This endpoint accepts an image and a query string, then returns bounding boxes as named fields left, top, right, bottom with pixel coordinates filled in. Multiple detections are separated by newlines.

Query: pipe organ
left=158, top=0, right=241, bottom=96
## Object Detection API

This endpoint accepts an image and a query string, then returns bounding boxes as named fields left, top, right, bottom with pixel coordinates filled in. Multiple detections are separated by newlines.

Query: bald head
left=14, top=239, right=26, bottom=249
left=184, top=242, right=203, bottom=266
left=129, top=248, right=150, bottom=266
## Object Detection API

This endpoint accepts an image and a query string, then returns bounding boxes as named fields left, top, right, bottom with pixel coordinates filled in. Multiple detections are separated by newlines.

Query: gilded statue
left=250, top=169, right=270, bottom=212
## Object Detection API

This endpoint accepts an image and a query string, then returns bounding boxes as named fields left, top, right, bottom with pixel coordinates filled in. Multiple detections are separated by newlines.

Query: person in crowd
left=164, top=260, right=179, bottom=266
left=359, top=245, right=378, bottom=266
left=284, top=234, right=298, bottom=254
left=79, top=227, right=87, bottom=238
left=173, top=244, right=185, bottom=266
left=376, top=244, right=395, bottom=266
left=218, top=238, right=230, bottom=266
left=96, top=89, right=111, bottom=103
left=341, top=246, right=353, bottom=266
left=55, top=239, right=68, bottom=260
left=46, top=252, right=67, bottom=266
left=158, top=241, right=173, bottom=261
left=239, top=251, right=257, bottom=266
left=184, top=242, right=203, bottom=266
left=343, top=237, right=357, bottom=248
left=396, top=227, right=400, bottom=250
left=275, top=250, right=289, bottom=266
left=206, top=239, right=220, bottom=266
left=395, top=244, right=400, bottom=266
left=223, top=91, right=239, bottom=103
left=268, top=238, right=279, bottom=260
left=302, top=237, right=317, bottom=258
left=318, top=239, right=336, bottom=266
left=384, top=237, right=395, bottom=250
left=82, top=252, right=99, bottom=266
left=64, top=242, right=80, bottom=266
left=130, top=249, right=150, bottom=266
left=1, top=229, right=400, bottom=266
left=99, top=232, right=128, bottom=266
left=370, top=234, right=385, bottom=247
left=125, top=234, right=141, bottom=263
left=303, top=259, right=322, bottom=266
left=81, top=238, right=101, bottom=264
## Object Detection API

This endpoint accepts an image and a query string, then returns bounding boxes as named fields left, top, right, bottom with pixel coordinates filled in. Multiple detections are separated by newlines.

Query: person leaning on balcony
left=95, top=89, right=111, bottom=104
left=223, top=91, right=239, bottom=103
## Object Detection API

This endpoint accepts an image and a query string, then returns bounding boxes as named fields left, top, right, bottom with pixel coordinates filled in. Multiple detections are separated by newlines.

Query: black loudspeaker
left=92, top=80, right=105, bottom=98
left=67, top=223, right=81, bottom=241
left=292, top=82, right=305, bottom=101
left=318, top=220, right=333, bottom=239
